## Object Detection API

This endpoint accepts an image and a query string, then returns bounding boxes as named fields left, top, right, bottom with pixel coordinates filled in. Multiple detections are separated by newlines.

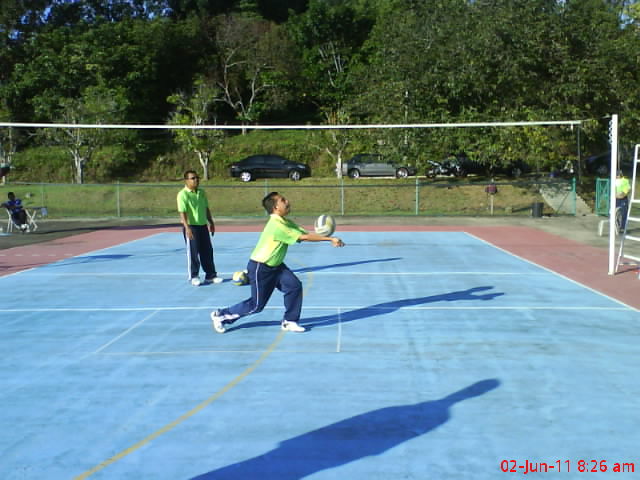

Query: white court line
left=464, top=232, right=640, bottom=312
left=13, top=271, right=551, bottom=276
left=93, top=310, right=159, bottom=354
left=0, top=232, right=172, bottom=279
left=0, top=305, right=629, bottom=313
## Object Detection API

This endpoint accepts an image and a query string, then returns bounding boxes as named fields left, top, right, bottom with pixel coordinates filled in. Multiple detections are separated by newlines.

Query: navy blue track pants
left=220, top=260, right=303, bottom=323
left=183, top=224, right=217, bottom=280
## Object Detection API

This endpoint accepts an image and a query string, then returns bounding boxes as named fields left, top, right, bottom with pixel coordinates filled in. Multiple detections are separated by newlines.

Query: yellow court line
left=74, top=330, right=285, bottom=479
left=75, top=262, right=314, bottom=479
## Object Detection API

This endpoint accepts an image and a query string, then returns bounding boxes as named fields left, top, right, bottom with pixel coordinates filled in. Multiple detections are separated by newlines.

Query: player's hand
left=185, top=226, right=194, bottom=240
left=208, top=224, right=215, bottom=236
left=331, top=237, right=345, bottom=247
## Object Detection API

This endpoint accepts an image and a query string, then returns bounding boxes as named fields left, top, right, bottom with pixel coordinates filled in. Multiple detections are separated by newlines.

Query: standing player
left=615, top=169, right=631, bottom=233
left=211, top=191, right=345, bottom=333
left=177, top=170, right=222, bottom=286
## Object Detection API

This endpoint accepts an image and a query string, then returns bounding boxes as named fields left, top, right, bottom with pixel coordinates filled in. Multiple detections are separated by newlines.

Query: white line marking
left=1, top=271, right=549, bottom=276
left=0, top=305, right=629, bottom=313
left=93, top=310, right=158, bottom=354
left=464, top=232, right=640, bottom=312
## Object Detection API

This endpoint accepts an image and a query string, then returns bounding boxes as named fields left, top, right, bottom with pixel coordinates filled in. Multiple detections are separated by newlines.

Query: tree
left=286, top=0, right=373, bottom=114
left=36, top=84, right=129, bottom=184
left=0, top=102, right=18, bottom=184
left=213, top=15, right=295, bottom=130
left=311, top=109, right=353, bottom=178
left=167, top=77, right=226, bottom=180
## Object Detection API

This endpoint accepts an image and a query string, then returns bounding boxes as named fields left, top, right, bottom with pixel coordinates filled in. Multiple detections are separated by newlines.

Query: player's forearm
left=299, top=233, right=344, bottom=246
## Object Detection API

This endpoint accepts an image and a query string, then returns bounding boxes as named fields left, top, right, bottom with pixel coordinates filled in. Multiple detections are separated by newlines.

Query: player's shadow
left=190, top=378, right=500, bottom=480
left=292, top=257, right=401, bottom=274
left=224, top=286, right=503, bottom=332
left=304, top=286, right=504, bottom=330
left=42, top=253, right=134, bottom=267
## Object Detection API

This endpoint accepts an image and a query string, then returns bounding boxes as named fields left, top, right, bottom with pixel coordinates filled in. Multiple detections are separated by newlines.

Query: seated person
left=1, top=191, right=28, bottom=231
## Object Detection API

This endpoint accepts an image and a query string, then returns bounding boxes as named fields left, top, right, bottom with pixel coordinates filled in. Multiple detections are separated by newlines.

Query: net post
left=608, top=114, right=619, bottom=275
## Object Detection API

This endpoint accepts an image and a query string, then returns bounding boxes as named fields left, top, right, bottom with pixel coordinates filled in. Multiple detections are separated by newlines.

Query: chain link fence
left=5, top=178, right=577, bottom=219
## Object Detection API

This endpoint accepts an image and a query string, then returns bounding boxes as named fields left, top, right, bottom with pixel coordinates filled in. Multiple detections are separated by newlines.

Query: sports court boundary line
left=0, top=305, right=628, bottom=313
left=2, top=223, right=638, bottom=310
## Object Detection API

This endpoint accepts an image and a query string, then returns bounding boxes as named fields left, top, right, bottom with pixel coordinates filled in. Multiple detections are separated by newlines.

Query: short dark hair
left=262, top=191, right=280, bottom=213
left=184, top=169, right=197, bottom=180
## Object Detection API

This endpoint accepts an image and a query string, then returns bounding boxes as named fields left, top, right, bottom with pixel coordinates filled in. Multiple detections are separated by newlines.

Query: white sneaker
left=204, top=276, right=223, bottom=285
left=210, top=311, right=226, bottom=333
left=281, top=321, right=306, bottom=333
left=191, top=277, right=201, bottom=286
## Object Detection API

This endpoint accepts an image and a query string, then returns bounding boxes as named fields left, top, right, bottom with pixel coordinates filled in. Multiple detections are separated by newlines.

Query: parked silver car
left=342, top=154, right=417, bottom=179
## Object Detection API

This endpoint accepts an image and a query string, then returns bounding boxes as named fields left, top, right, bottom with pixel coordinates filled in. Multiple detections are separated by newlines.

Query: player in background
left=615, top=169, right=631, bottom=233
left=177, top=170, right=222, bottom=286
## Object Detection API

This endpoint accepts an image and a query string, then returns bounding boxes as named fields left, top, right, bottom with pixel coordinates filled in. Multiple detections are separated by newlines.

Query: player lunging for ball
left=211, top=192, right=345, bottom=333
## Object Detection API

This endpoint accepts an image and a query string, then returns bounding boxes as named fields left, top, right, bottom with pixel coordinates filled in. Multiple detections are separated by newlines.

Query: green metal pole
left=572, top=177, right=576, bottom=216
left=415, top=177, right=419, bottom=215
left=116, top=181, right=121, bottom=217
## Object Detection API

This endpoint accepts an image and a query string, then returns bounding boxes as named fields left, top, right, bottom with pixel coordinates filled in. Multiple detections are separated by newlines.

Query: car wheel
left=395, top=168, right=409, bottom=178
left=511, top=167, right=523, bottom=178
left=240, top=171, right=253, bottom=182
left=289, top=170, right=301, bottom=181
left=348, top=169, right=361, bottom=179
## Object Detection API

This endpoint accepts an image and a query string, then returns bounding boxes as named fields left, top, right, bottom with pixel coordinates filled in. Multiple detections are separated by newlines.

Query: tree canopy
left=1, top=0, right=639, bottom=182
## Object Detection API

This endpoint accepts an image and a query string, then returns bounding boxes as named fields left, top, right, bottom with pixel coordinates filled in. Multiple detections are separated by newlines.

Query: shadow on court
left=190, top=379, right=500, bottom=480
left=224, top=286, right=504, bottom=333
left=292, top=257, right=402, bottom=274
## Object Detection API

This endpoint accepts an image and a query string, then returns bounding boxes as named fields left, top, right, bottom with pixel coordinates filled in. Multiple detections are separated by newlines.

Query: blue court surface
left=1, top=231, right=638, bottom=479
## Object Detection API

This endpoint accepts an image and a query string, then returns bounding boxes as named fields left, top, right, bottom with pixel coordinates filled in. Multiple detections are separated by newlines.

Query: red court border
left=1, top=224, right=638, bottom=310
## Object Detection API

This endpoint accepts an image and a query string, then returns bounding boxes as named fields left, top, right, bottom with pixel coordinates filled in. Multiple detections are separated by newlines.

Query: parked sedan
left=229, top=154, right=311, bottom=182
left=342, top=153, right=417, bottom=179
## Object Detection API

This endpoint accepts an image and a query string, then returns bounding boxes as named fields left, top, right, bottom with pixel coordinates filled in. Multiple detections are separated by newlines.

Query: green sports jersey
left=616, top=177, right=631, bottom=197
left=177, top=187, right=209, bottom=226
left=250, top=214, right=307, bottom=266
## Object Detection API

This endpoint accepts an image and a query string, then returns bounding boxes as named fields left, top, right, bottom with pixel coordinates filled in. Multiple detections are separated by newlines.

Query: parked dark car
left=454, top=154, right=531, bottom=178
left=342, top=153, right=417, bottom=179
left=229, top=154, right=311, bottom=182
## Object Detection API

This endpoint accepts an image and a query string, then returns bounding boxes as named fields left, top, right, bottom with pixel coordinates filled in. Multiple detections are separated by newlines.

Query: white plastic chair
left=4, top=206, right=44, bottom=233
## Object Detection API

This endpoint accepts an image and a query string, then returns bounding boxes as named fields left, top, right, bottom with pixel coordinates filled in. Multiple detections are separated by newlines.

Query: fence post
left=572, top=177, right=576, bottom=216
left=340, top=178, right=345, bottom=216
left=415, top=177, right=419, bottom=215
left=116, top=181, right=121, bottom=217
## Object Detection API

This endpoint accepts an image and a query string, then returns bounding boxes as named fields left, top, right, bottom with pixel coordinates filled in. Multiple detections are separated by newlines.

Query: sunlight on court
left=0, top=231, right=638, bottom=479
